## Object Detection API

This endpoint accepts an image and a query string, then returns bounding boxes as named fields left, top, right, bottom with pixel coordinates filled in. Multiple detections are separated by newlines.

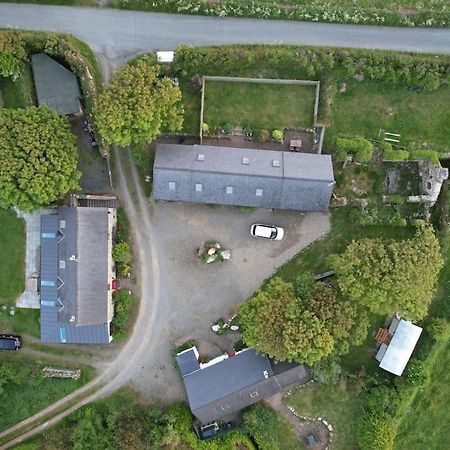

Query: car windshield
left=270, top=229, right=277, bottom=239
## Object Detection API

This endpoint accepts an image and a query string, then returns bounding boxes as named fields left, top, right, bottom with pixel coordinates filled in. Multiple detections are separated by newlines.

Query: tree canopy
left=239, top=278, right=334, bottom=364
left=329, top=226, right=443, bottom=321
left=94, top=57, right=184, bottom=146
left=0, top=31, right=27, bottom=80
left=0, top=106, right=80, bottom=211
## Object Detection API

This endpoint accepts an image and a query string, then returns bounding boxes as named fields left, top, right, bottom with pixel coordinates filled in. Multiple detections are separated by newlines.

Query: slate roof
left=40, top=207, right=114, bottom=344
left=153, top=144, right=335, bottom=212
left=376, top=319, right=422, bottom=376
left=178, top=348, right=310, bottom=424
left=31, top=53, right=82, bottom=115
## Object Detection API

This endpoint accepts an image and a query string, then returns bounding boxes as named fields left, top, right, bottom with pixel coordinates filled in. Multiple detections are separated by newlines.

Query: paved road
left=1, top=4, right=450, bottom=67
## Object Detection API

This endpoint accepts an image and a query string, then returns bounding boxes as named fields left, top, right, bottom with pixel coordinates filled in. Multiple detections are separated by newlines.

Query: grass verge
left=0, top=209, right=25, bottom=304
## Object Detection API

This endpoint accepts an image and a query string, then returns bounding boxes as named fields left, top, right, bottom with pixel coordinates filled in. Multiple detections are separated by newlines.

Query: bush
left=293, top=272, right=315, bottom=299
left=242, top=404, right=279, bottom=450
left=256, top=129, right=270, bottom=143
left=112, top=290, right=133, bottom=340
left=272, top=129, right=283, bottom=142
left=402, top=359, right=430, bottom=387
left=113, top=242, right=132, bottom=265
left=222, top=123, right=234, bottom=135
left=202, top=122, right=209, bottom=134
left=0, top=31, right=27, bottom=80
left=336, top=137, right=373, bottom=163
left=428, top=318, right=450, bottom=342
left=365, top=385, right=400, bottom=417
left=356, top=413, right=395, bottom=450
left=383, top=148, right=410, bottom=161
left=409, top=149, right=440, bottom=165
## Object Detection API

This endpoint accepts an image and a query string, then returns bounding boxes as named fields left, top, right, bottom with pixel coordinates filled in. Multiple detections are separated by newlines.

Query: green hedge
left=113, top=0, right=450, bottom=28
left=383, top=148, right=410, bottom=161
left=111, top=290, right=133, bottom=340
left=173, top=45, right=450, bottom=93
left=409, top=149, right=440, bottom=165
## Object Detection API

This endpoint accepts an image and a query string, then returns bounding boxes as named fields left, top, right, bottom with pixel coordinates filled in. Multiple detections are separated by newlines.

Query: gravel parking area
left=129, top=200, right=330, bottom=403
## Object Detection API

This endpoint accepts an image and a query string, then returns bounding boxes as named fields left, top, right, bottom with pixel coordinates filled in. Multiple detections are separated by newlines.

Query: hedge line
left=113, top=0, right=450, bottom=28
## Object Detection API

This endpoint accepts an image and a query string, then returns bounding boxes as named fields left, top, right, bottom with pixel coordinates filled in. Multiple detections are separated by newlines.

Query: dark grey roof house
left=31, top=53, right=82, bottom=115
left=153, top=144, right=334, bottom=211
left=176, top=347, right=310, bottom=424
left=40, top=206, right=116, bottom=344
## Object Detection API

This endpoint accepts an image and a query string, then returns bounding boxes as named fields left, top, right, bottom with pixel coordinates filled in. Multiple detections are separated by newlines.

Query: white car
left=250, top=223, right=285, bottom=241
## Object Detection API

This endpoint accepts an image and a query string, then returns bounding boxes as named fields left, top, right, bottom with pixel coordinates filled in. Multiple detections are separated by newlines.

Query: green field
left=0, top=354, right=95, bottom=432
left=0, top=209, right=25, bottom=304
left=395, top=342, right=450, bottom=449
left=332, top=80, right=450, bottom=152
left=202, top=80, right=316, bottom=133
left=285, top=380, right=364, bottom=450
left=0, top=63, right=36, bottom=109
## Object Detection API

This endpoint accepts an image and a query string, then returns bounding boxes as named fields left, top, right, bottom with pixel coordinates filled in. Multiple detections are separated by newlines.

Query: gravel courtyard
left=129, top=200, right=330, bottom=403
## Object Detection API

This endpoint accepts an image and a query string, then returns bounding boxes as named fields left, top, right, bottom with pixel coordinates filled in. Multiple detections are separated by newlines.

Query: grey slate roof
left=153, top=144, right=335, bottom=212
left=178, top=348, right=310, bottom=424
left=176, top=348, right=200, bottom=376
left=40, top=207, right=114, bottom=344
left=31, top=53, right=82, bottom=115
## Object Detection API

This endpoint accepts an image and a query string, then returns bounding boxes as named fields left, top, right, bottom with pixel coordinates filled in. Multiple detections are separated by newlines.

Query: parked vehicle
left=250, top=223, right=284, bottom=240
left=0, top=334, right=22, bottom=351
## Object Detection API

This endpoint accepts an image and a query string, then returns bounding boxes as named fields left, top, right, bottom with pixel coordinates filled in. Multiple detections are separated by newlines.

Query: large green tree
left=0, top=106, right=80, bottom=211
left=0, top=31, right=27, bottom=80
left=301, top=281, right=369, bottom=355
left=94, top=57, right=183, bottom=146
left=329, top=226, right=443, bottom=321
left=239, top=278, right=334, bottom=364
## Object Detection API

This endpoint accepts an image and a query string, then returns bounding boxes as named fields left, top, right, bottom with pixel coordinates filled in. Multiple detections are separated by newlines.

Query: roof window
left=197, top=154, right=205, bottom=161
left=195, top=183, right=203, bottom=192
left=168, top=181, right=176, bottom=190
left=272, top=160, right=280, bottom=167
left=226, top=186, right=233, bottom=194
left=242, top=157, right=250, bottom=165
left=256, top=188, right=263, bottom=197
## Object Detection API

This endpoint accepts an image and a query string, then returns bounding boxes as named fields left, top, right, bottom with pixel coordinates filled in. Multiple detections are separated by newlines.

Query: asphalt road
left=1, top=4, right=450, bottom=67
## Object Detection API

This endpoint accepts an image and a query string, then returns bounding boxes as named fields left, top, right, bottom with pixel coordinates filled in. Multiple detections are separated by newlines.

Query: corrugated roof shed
left=178, top=348, right=310, bottom=424
left=153, top=144, right=334, bottom=211
left=40, top=207, right=114, bottom=344
left=31, top=53, right=82, bottom=115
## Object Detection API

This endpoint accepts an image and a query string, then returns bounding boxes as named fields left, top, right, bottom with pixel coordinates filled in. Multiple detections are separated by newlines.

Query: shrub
left=112, top=290, right=133, bottom=340
left=201, top=122, right=209, bottom=134
left=256, top=129, right=270, bottom=143
left=409, top=149, right=440, bottom=165
left=222, top=123, right=234, bottom=135
left=0, top=31, right=27, bottom=80
left=383, top=148, right=410, bottom=161
left=402, top=359, right=430, bottom=387
left=365, top=385, right=400, bottom=417
left=428, top=318, right=450, bottom=342
left=356, top=413, right=395, bottom=450
left=113, top=242, right=132, bottom=265
left=242, top=404, right=279, bottom=450
left=293, top=272, right=315, bottom=299
left=336, top=137, right=373, bottom=163
left=272, top=129, right=283, bottom=142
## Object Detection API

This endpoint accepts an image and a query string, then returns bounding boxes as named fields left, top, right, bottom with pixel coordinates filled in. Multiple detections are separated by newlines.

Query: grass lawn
left=274, top=413, right=305, bottom=450
left=0, top=353, right=95, bottom=432
left=0, top=209, right=25, bottom=304
left=203, top=80, right=316, bottom=131
left=285, top=380, right=364, bottom=450
left=332, top=80, right=450, bottom=152
left=0, top=308, right=40, bottom=338
left=0, top=63, right=36, bottom=109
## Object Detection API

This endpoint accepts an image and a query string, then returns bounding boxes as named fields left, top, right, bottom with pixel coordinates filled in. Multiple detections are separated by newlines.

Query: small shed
left=375, top=318, right=422, bottom=376
left=31, top=53, right=82, bottom=116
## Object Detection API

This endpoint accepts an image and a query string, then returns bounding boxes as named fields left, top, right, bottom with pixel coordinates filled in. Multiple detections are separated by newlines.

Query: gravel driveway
left=128, top=200, right=330, bottom=403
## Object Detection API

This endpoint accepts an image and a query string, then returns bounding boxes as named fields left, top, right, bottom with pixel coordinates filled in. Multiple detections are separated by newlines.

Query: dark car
left=0, top=335, right=22, bottom=351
